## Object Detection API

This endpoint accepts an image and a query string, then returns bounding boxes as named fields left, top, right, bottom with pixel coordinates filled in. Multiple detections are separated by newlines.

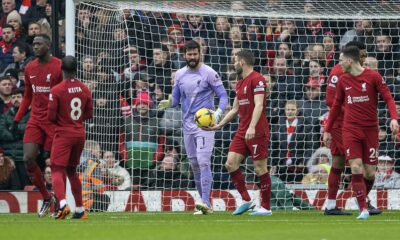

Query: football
left=194, top=108, right=215, bottom=128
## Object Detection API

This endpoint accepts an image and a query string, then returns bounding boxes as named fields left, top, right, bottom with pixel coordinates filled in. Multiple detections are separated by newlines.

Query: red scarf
left=325, top=47, right=336, bottom=66
left=0, top=39, right=15, bottom=54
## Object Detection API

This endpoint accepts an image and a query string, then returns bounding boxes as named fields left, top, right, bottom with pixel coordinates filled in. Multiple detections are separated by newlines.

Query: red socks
left=51, top=165, right=67, bottom=206
left=27, top=163, right=51, bottom=199
left=67, top=166, right=83, bottom=208
left=259, top=172, right=271, bottom=210
left=351, top=174, right=367, bottom=211
left=229, top=169, right=251, bottom=202
left=327, top=167, right=342, bottom=200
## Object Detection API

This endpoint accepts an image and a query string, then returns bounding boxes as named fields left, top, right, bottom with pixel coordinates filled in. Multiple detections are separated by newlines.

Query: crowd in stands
left=1, top=1, right=400, bottom=193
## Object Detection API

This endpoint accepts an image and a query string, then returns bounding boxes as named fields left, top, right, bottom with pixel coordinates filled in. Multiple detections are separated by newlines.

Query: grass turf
left=1, top=211, right=400, bottom=240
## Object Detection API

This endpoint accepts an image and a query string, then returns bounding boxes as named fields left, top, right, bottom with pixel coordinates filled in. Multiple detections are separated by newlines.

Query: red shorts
left=50, top=134, right=85, bottom=167
left=342, top=126, right=378, bottom=165
left=23, top=121, right=55, bottom=151
left=229, top=135, right=269, bottom=161
left=330, top=127, right=344, bottom=156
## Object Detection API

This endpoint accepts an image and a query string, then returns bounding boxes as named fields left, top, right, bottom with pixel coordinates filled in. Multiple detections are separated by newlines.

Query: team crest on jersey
left=347, top=95, right=352, bottom=104
left=46, top=74, right=51, bottom=82
left=361, top=83, right=367, bottom=92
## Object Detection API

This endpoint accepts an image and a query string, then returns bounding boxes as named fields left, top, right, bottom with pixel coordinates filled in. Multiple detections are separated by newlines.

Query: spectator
left=0, top=88, right=30, bottom=188
left=25, top=21, right=41, bottom=45
left=270, top=100, right=313, bottom=183
left=275, top=19, right=307, bottom=58
left=340, top=20, right=373, bottom=49
left=1, top=42, right=32, bottom=74
left=80, top=55, right=96, bottom=82
left=155, top=138, right=190, bottom=189
left=79, top=140, right=102, bottom=164
left=363, top=56, right=378, bottom=71
left=161, top=37, right=186, bottom=69
left=0, top=24, right=17, bottom=72
left=302, top=147, right=332, bottom=184
left=299, top=78, right=328, bottom=137
left=0, top=76, right=12, bottom=113
left=378, top=124, right=395, bottom=159
left=229, top=1, right=246, bottom=30
left=322, top=32, right=339, bottom=70
left=183, top=14, right=214, bottom=41
left=43, top=166, right=52, bottom=191
left=123, top=47, right=146, bottom=82
left=4, top=68, right=24, bottom=90
left=0, top=148, right=21, bottom=190
left=124, top=91, right=158, bottom=187
left=101, top=151, right=131, bottom=190
left=374, top=155, right=400, bottom=189
left=6, top=10, right=24, bottom=42
left=0, top=0, right=16, bottom=27
left=158, top=102, right=182, bottom=146
left=22, top=0, right=50, bottom=28
left=147, top=43, right=173, bottom=94
left=371, top=31, right=398, bottom=77
left=270, top=57, right=302, bottom=101
left=167, top=23, right=185, bottom=52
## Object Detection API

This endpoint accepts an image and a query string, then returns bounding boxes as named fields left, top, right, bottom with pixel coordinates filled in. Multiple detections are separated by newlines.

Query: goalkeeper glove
left=214, top=108, right=223, bottom=125
left=158, top=95, right=173, bottom=110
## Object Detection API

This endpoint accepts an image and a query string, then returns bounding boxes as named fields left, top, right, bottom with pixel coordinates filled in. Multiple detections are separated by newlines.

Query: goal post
left=65, top=0, right=400, bottom=212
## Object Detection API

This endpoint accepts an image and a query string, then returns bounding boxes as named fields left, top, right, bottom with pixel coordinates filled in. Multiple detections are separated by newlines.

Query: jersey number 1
left=70, top=97, right=82, bottom=120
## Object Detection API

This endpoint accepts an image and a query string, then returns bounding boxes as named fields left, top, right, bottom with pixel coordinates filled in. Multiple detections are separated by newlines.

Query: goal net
left=71, top=0, right=400, bottom=212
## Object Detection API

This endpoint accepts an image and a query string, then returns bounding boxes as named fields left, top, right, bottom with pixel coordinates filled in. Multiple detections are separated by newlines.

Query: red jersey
left=236, top=71, right=269, bottom=138
left=47, top=78, right=93, bottom=137
left=325, top=69, right=397, bottom=132
left=15, top=57, right=63, bottom=123
left=326, top=64, right=344, bottom=129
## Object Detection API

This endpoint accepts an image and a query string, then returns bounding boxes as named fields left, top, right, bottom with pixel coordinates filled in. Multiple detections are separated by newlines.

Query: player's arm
left=212, top=83, right=228, bottom=124
left=245, top=93, right=264, bottom=140
left=47, top=91, right=58, bottom=123
left=205, top=97, right=239, bottom=131
left=377, top=74, right=399, bottom=135
left=83, top=92, right=94, bottom=121
left=158, top=78, right=181, bottom=110
left=14, top=72, right=32, bottom=123
left=325, top=74, right=337, bottom=108
left=325, top=79, right=345, bottom=133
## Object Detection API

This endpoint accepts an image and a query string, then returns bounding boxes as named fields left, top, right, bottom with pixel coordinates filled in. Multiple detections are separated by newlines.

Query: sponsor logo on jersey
left=238, top=99, right=250, bottom=105
left=244, top=86, right=247, bottom=94
left=347, top=95, right=370, bottom=104
left=331, top=75, right=338, bottom=84
left=254, top=81, right=265, bottom=92
left=32, top=85, right=50, bottom=93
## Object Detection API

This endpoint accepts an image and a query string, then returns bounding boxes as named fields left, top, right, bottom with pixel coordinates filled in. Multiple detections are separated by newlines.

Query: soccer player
left=325, top=41, right=381, bottom=215
left=205, top=50, right=271, bottom=216
left=158, top=40, right=228, bottom=214
left=324, top=46, right=399, bottom=219
left=13, top=34, right=62, bottom=217
left=48, top=56, right=93, bottom=219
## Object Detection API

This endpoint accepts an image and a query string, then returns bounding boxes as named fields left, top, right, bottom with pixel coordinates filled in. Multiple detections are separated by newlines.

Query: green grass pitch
left=1, top=211, right=400, bottom=240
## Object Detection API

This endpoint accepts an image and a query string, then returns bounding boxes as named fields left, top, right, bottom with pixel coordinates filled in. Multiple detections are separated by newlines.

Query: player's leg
left=23, top=142, right=54, bottom=217
left=51, top=134, right=72, bottom=219
left=349, top=157, right=369, bottom=219
left=246, top=137, right=272, bottom=216
left=67, top=137, right=86, bottom=219
left=226, top=151, right=253, bottom=215
left=362, top=128, right=382, bottom=215
left=194, top=131, right=215, bottom=214
left=325, top=155, right=352, bottom=215
left=184, top=133, right=204, bottom=214
left=325, top=127, right=351, bottom=214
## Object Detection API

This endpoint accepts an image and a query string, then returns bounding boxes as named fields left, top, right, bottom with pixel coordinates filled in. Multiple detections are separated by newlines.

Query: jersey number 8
left=70, top=97, right=82, bottom=120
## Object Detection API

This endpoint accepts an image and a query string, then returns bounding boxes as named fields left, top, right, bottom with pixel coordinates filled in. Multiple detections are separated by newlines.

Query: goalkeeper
left=158, top=40, right=228, bottom=215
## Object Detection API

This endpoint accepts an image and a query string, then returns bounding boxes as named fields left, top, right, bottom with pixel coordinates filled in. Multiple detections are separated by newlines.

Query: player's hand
left=245, top=126, right=256, bottom=141
left=8, top=121, right=18, bottom=134
left=213, top=108, right=223, bottom=125
left=323, top=132, right=331, bottom=147
left=201, top=124, right=222, bottom=131
left=158, top=95, right=172, bottom=110
left=390, top=119, right=399, bottom=136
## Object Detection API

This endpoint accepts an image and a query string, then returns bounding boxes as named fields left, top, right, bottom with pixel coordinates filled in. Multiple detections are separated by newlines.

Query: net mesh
left=73, top=0, right=400, bottom=212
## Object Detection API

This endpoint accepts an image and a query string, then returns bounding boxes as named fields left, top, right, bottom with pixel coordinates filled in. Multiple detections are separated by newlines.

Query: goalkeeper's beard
left=186, top=59, right=200, bottom=69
